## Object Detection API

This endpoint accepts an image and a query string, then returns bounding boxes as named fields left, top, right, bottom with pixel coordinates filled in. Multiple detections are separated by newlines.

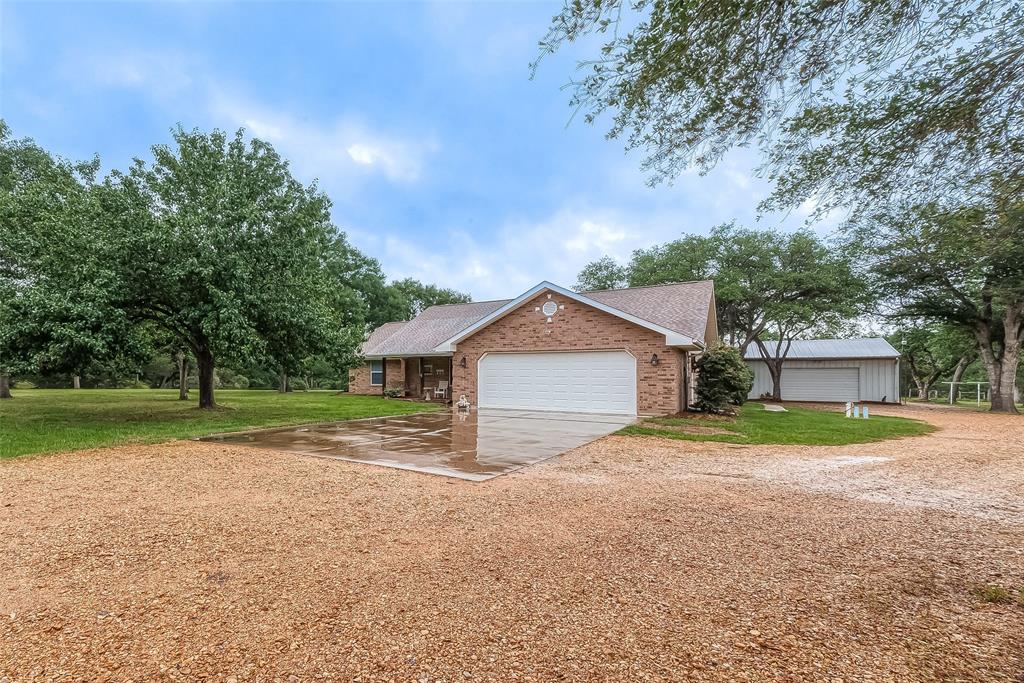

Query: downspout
left=681, top=350, right=689, bottom=413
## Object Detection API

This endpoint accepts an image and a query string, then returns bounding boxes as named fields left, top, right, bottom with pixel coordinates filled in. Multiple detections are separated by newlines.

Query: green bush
left=382, top=387, right=403, bottom=399
left=694, top=345, right=754, bottom=413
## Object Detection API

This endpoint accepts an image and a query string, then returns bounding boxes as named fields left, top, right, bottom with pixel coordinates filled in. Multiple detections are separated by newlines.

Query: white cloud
left=563, top=220, right=629, bottom=254
left=207, top=92, right=438, bottom=186
left=371, top=206, right=671, bottom=299
left=70, top=50, right=194, bottom=97
left=62, top=47, right=437, bottom=188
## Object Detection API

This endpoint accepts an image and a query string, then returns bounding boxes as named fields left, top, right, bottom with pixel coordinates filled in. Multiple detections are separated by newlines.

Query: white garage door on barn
left=781, top=368, right=859, bottom=401
left=744, top=338, right=901, bottom=403
left=478, top=351, right=637, bottom=414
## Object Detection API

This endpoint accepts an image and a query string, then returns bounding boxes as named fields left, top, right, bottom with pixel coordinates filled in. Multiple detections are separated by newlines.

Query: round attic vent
left=542, top=301, right=558, bottom=316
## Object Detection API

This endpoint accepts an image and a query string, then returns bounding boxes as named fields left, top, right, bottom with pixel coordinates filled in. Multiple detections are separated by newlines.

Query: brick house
left=349, top=280, right=717, bottom=416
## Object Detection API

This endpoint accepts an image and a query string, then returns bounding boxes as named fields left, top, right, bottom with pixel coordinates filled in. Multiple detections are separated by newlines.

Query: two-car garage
left=478, top=351, right=638, bottom=415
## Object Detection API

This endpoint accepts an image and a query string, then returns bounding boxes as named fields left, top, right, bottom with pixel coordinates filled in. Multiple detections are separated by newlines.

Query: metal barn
left=744, top=338, right=901, bottom=403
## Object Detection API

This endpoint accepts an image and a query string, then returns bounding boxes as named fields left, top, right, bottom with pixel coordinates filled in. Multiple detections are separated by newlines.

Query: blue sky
left=1, top=1, right=819, bottom=300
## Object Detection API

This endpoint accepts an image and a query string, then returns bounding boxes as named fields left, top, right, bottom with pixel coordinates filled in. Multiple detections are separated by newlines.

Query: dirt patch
left=636, top=420, right=737, bottom=436
left=1, top=404, right=1023, bottom=681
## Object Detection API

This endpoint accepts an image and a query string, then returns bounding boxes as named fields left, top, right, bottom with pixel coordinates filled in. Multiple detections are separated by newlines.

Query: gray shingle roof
left=361, top=280, right=716, bottom=357
left=585, top=281, right=714, bottom=342
left=744, top=338, right=900, bottom=360
left=361, top=300, right=509, bottom=356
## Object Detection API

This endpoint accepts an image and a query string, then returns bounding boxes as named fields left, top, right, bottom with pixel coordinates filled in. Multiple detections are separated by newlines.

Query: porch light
left=650, top=353, right=659, bottom=366
left=459, top=356, right=467, bottom=368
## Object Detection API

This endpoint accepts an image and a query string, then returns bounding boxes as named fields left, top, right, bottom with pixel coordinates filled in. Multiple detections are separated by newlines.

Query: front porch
left=378, top=355, right=454, bottom=403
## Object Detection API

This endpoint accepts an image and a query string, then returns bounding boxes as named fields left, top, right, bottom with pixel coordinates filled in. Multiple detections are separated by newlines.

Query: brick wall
left=451, top=290, right=683, bottom=415
left=347, top=359, right=404, bottom=395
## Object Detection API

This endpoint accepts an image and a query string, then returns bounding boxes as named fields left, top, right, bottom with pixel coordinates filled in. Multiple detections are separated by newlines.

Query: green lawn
left=621, top=402, right=934, bottom=446
left=0, top=389, right=441, bottom=459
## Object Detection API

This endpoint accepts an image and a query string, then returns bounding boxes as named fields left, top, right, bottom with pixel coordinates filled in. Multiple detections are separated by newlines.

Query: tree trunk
left=766, top=361, right=782, bottom=401
left=0, top=374, right=11, bottom=399
left=278, top=370, right=288, bottom=394
left=73, top=375, right=81, bottom=389
left=975, top=306, right=1022, bottom=414
left=948, top=356, right=970, bottom=403
left=990, top=343, right=1020, bottom=413
left=177, top=353, right=190, bottom=401
left=196, top=347, right=215, bottom=409
left=914, top=379, right=933, bottom=401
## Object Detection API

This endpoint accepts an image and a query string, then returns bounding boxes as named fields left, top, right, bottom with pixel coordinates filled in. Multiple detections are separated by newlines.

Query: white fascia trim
left=433, top=280, right=696, bottom=352
left=362, top=352, right=453, bottom=360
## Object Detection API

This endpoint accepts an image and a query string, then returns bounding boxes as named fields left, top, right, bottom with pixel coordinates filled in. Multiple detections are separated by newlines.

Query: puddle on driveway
left=200, top=409, right=634, bottom=481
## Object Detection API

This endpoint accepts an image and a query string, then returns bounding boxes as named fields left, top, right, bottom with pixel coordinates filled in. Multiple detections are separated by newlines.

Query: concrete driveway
left=201, top=408, right=635, bottom=481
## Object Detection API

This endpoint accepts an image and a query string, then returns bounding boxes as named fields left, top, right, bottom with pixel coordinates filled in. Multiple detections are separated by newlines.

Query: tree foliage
left=853, top=196, right=1023, bottom=412
left=0, top=123, right=146, bottom=399
left=578, top=223, right=867, bottom=349
left=694, top=345, right=753, bottom=413
left=387, top=278, right=471, bottom=320
left=1, top=123, right=467, bottom=405
left=535, top=0, right=1023, bottom=215
left=574, top=256, right=627, bottom=291
left=887, top=323, right=976, bottom=399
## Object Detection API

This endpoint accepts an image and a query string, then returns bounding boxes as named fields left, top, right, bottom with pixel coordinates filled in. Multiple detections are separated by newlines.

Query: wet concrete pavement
left=200, top=409, right=636, bottom=481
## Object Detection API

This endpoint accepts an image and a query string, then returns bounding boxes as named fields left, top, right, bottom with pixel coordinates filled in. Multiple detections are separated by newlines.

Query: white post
left=845, top=401, right=852, bottom=418
left=977, top=382, right=981, bottom=407
left=949, top=382, right=954, bottom=405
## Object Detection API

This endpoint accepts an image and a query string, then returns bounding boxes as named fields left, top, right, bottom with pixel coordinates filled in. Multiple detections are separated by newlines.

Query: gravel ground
left=2, top=404, right=1022, bottom=682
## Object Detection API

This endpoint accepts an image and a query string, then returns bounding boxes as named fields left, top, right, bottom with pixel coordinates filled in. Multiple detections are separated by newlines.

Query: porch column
left=381, top=357, right=386, bottom=395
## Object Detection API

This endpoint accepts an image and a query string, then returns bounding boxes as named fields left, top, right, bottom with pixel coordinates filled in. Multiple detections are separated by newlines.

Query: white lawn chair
left=434, top=380, right=449, bottom=400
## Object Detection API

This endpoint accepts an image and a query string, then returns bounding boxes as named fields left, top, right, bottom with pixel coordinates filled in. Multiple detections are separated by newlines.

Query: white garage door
left=478, top=351, right=637, bottom=414
left=782, top=368, right=860, bottom=401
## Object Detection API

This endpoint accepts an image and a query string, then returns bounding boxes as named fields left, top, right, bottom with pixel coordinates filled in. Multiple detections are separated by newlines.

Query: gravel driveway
left=2, top=404, right=1022, bottom=682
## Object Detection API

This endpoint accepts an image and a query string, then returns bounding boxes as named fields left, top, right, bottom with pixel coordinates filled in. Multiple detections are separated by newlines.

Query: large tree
left=580, top=224, right=864, bottom=352
left=888, top=324, right=976, bottom=401
left=0, top=123, right=143, bottom=398
left=747, top=233, right=865, bottom=401
left=387, top=278, right=471, bottom=320
left=855, top=199, right=1023, bottom=412
left=574, top=256, right=627, bottom=291
left=534, top=0, right=1022, bottom=215
left=97, top=127, right=354, bottom=409
left=577, top=225, right=866, bottom=399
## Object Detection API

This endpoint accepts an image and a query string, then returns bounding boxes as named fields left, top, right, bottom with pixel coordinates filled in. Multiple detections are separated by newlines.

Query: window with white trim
left=369, top=360, right=383, bottom=386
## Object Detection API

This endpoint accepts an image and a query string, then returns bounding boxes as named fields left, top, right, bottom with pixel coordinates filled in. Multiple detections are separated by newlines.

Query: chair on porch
left=434, top=380, right=449, bottom=400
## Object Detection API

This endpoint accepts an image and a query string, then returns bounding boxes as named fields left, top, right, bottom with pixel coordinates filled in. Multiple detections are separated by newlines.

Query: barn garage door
left=782, top=368, right=860, bottom=401
left=478, top=351, right=637, bottom=414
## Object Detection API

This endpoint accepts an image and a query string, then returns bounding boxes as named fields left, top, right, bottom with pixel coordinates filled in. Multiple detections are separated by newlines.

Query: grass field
left=621, top=402, right=934, bottom=446
left=0, top=389, right=441, bottom=459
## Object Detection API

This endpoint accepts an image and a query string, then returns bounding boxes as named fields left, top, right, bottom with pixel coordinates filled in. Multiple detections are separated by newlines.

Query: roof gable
left=434, top=281, right=706, bottom=352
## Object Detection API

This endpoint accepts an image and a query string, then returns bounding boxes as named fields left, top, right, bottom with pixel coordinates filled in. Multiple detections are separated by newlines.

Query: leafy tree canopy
left=387, top=277, right=472, bottom=320
left=535, top=0, right=1022, bottom=215
left=577, top=223, right=868, bottom=351
left=852, top=194, right=1023, bottom=411
left=574, top=256, right=627, bottom=291
left=0, top=122, right=145, bottom=391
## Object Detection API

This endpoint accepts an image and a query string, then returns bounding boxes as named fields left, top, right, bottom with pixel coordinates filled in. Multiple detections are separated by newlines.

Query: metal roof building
left=745, top=338, right=900, bottom=403
left=744, top=338, right=900, bottom=361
